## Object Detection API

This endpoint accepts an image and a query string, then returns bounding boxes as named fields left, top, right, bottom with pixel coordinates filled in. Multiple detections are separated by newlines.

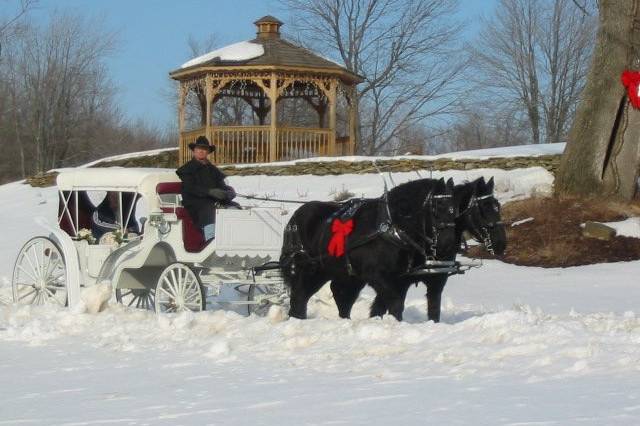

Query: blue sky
left=28, top=0, right=497, bottom=128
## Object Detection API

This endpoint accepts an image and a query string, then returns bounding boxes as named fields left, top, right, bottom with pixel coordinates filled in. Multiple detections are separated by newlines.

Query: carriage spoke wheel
left=155, top=263, right=205, bottom=314
left=247, top=262, right=289, bottom=316
left=12, top=237, right=67, bottom=307
left=247, top=283, right=290, bottom=316
left=247, top=284, right=274, bottom=316
left=115, top=288, right=155, bottom=310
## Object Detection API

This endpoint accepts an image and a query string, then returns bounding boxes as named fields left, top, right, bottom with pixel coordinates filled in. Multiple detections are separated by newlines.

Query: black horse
left=280, top=178, right=457, bottom=321
left=368, top=176, right=508, bottom=322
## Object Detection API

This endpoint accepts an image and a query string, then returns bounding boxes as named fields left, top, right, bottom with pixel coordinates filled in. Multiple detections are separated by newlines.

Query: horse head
left=423, top=177, right=457, bottom=259
left=386, top=177, right=456, bottom=260
left=460, top=177, right=507, bottom=256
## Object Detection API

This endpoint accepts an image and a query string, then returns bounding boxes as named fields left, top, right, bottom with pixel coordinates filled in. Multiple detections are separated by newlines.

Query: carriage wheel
left=247, top=284, right=290, bottom=316
left=155, top=263, right=205, bottom=314
left=12, top=237, right=68, bottom=307
left=247, top=262, right=288, bottom=316
left=115, top=288, right=155, bottom=311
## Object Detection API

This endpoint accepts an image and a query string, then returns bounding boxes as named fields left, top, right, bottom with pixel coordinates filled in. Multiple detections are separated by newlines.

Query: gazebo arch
left=170, top=16, right=363, bottom=165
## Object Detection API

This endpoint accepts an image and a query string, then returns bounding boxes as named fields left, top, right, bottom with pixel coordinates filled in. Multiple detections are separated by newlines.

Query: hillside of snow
left=2, top=145, right=640, bottom=425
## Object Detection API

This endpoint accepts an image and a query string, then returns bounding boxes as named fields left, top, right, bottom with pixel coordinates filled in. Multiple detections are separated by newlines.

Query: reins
left=236, top=193, right=307, bottom=204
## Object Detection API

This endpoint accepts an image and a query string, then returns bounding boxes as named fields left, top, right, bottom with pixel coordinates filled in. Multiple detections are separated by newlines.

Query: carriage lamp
left=148, top=212, right=172, bottom=235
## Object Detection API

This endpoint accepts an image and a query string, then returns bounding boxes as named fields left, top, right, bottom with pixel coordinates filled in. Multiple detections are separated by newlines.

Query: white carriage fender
left=34, top=216, right=83, bottom=309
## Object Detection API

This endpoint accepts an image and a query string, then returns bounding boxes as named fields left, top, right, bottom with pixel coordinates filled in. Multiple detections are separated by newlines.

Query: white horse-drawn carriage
left=12, top=168, right=291, bottom=314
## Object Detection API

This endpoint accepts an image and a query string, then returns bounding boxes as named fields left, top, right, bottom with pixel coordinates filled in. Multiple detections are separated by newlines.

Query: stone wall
left=26, top=152, right=561, bottom=187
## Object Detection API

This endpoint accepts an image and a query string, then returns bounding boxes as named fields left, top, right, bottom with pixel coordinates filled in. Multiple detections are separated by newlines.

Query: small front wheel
left=155, top=263, right=205, bottom=314
left=247, top=283, right=290, bottom=316
left=247, top=262, right=288, bottom=316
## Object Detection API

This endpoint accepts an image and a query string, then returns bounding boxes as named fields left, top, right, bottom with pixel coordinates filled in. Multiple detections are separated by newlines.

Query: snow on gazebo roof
left=172, top=15, right=362, bottom=83
left=180, top=41, right=265, bottom=69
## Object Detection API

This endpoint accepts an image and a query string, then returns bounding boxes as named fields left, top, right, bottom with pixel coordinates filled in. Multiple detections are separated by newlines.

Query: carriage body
left=12, top=167, right=291, bottom=314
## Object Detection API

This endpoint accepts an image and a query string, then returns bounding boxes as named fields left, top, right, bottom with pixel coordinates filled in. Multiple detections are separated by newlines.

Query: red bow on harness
left=327, top=218, right=354, bottom=257
left=621, top=70, right=640, bottom=109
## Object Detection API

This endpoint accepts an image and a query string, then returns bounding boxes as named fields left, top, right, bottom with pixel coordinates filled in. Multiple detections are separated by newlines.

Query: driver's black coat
left=176, top=159, right=235, bottom=225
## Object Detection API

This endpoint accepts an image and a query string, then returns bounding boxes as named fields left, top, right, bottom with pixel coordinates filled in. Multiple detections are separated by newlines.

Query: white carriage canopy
left=56, top=168, right=181, bottom=238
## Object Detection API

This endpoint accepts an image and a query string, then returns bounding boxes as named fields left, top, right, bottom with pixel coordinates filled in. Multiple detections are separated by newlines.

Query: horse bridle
left=420, top=192, right=456, bottom=259
left=458, top=192, right=504, bottom=255
left=368, top=187, right=456, bottom=261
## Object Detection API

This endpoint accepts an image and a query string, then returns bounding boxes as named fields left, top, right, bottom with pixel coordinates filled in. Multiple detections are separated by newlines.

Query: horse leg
left=386, top=284, right=410, bottom=321
left=368, top=280, right=408, bottom=321
left=330, top=278, right=365, bottom=319
left=288, top=272, right=327, bottom=320
left=425, top=276, right=448, bottom=323
left=369, top=294, right=388, bottom=318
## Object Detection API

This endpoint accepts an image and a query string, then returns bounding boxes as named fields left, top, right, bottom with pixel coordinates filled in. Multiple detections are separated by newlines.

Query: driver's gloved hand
left=208, top=188, right=228, bottom=200
left=226, top=187, right=236, bottom=201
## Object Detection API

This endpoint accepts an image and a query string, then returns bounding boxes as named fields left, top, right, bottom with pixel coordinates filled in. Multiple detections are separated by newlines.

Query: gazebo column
left=204, top=76, right=213, bottom=158
left=328, top=79, right=337, bottom=156
left=268, top=73, right=278, bottom=162
left=178, top=83, right=187, bottom=165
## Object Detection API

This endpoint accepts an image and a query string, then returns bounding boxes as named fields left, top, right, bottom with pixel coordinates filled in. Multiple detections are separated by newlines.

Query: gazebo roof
left=170, top=16, right=363, bottom=83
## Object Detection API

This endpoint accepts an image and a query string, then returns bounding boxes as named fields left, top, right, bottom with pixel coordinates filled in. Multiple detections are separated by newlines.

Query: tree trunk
left=556, top=0, right=640, bottom=199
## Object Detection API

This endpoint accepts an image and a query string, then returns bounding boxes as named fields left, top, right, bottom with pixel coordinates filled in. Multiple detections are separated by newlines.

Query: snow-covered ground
left=603, top=217, right=640, bottom=238
left=2, top=146, right=640, bottom=425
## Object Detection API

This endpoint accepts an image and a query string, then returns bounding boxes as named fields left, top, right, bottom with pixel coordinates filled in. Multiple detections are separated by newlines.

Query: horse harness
left=284, top=189, right=455, bottom=276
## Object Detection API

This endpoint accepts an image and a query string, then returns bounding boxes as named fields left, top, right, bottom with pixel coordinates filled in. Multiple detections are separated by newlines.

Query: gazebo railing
left=276, top=127, right=330, bottom=160
left=179, top=126, right=345, bottom=164
left=212, top=126, right=271, bottom=164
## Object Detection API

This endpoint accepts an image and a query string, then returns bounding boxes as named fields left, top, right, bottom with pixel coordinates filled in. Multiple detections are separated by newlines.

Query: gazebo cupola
left=254, top=15, right=283, bottom=39
left=169, top=15, right=363, bottom=165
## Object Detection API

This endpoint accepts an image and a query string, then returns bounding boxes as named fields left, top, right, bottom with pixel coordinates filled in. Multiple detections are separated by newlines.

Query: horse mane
left=454, top=180, right=478, bottom=213
left=387, top=178, right=444, bottom=203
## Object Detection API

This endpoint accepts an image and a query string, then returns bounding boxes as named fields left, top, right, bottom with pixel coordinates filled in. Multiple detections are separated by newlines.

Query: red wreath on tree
left=327, top=218, right=354, bottom=257
left=621, top=70, right=640, bottom=109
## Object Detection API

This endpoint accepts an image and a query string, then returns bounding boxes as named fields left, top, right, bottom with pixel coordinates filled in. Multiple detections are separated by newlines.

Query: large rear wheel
left=115, top=288, right=155, bottom=310
left=12, top=237, right=67, bottom=306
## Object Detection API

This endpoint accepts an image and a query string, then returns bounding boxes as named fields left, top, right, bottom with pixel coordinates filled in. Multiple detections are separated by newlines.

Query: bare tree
left=4, top=12, right=119, bottom=173
left=0, top=0, right=37, bottom=57
left=0, top=10, right=174, bottom=183
left=472, top=0, right=595, bottom=145
left=436, top=105, right=529, bottom=153
left=280, top=0, right=465, bottom=155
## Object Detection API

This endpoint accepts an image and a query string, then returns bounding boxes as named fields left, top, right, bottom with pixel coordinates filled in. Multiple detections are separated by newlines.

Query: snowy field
left=2, top=146, right=640, bottom=425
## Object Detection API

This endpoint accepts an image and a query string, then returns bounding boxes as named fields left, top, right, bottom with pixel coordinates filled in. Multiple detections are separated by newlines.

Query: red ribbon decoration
left=327, top=218, right=354, bottom=257
left=621, top=70, right=640, bottom=109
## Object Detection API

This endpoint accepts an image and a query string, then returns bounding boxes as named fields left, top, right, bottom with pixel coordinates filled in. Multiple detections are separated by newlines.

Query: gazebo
left=169, top=16, right=363, bottom=165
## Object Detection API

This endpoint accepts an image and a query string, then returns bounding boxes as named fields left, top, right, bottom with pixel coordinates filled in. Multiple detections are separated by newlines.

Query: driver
left=176, top=136, right=237, bottom=241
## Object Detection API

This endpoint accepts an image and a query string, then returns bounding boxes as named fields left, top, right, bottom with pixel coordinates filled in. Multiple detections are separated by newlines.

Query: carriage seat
left=156, top=182, right=212, bottom=253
